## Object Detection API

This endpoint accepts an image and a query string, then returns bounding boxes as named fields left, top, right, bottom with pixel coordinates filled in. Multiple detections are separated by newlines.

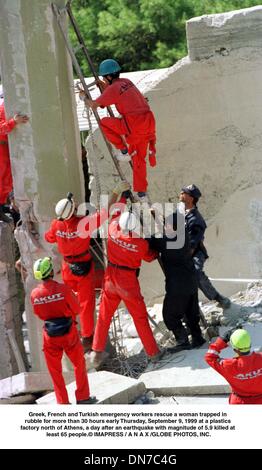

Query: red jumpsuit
left=96, top=78, right=156, bottom=192
left=45, top=209, right=107, bottom=338
left=0, top=102, right=15, bottom=204
left=205, top=337, right=262, bottom=404
left=31, top=279, right=90, bottom=404
left=92, top=216, right=160, bottom=357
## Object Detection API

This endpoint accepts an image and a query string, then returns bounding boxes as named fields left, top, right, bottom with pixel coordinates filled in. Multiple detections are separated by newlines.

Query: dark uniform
left=149, top=214, right=204, bottom=348
left=185, top=206, right=219, bottom=300
left=182, top=184, right=230, bottom=308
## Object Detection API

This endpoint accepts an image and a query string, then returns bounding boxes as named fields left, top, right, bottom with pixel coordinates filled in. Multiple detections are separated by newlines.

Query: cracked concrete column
left=0, top=0, right=84, bottom=371
left=0, top=223, right=27, bottom=379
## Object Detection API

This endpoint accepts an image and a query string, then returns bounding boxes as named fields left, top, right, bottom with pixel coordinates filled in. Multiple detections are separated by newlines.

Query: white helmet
left=55, top=195, right=75, bottom=220
left=119, top=211, right=138, bottom=232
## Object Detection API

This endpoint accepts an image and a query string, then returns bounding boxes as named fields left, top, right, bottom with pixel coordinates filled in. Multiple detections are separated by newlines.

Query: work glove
left=220, top=325, right=242, bottom=343
left=113, top=181, right=131, bottom=196
left=149, top=154, right=157, bottom=167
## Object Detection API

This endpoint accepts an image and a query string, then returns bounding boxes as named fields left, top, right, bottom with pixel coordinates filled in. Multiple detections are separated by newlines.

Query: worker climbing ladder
left=52, top=2, right=164, bottom=223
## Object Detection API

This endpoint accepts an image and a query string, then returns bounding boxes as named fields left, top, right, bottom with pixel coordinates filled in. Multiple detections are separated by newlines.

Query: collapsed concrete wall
left=86, top=6, right=262, bottom=298
left=0, top=224, right=27, bottom=379
left=0, top=0, right=84, bottom=370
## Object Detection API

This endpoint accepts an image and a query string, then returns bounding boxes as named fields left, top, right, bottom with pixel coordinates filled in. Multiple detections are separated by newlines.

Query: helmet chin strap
left=60, top=199, right=71, bottom=220
left=104, top=74, right=114, bottom=85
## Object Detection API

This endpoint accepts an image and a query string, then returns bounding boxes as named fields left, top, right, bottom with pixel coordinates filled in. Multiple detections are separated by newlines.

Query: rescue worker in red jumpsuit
left=30, top=257, right=96, bottom=404
left=205, top=328, right=262, bottom=404
left=79, top=59, right=157, bottom=201
left=44, top=181, right=130, bottom=353
left=90, top=206, right=164, bottom=368
left=0, top=85, right=29, bottom=222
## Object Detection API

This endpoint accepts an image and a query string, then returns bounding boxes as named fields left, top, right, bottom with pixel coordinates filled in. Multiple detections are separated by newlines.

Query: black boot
left=77, top=396, right=98, bottom=405
left=215, top=293, right=231, bottom=309
left=168, top=326, right=191, bottom=353
left=191, top=336, right=206, bottom=348
left=167, top=343, right=192, bottom=354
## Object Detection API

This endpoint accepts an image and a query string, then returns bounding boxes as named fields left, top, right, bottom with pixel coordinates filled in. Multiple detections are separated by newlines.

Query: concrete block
left=140, top=346, right=229, bottom=396
left=187, top=6, right=262, bottom=61
left=36, top=371, right=146, bottom=405
left=0, top=372, right=74, bottom=399
left=0, top=394, right=36, bottom=404
left=172, top=395, right=228, bottom=405
left=155, top=395, right=228, bottom=405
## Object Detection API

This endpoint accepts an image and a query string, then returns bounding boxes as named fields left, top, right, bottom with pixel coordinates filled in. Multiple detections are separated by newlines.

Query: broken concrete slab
left=0, top=372, right=74, bottom=399
left=140, top=322, right=262, bottom=396
left=155, top=395, right=228, bottom=405
left=0, top=0, right=85, bottom=373
left=36, top=370, right=146, bottom=405
left=140, top=345, right=230, bottom=396
left=0, top=223, right=27, bottom=379
left=187, top=6, right=262, bottom=61
left=0, top=394, right=36, bottom=405
left=84, top=6, right=262, bottom=301
left=172, top=395, right=228, bottom=405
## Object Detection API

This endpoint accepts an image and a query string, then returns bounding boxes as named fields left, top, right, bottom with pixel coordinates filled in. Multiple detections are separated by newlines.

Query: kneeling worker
left=31, top=257, right=96, bottom=405
left=205, top=328, right=262, bottom=404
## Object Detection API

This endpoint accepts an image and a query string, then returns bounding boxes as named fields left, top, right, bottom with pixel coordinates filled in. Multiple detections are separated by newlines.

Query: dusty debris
left=202, top=281, right=262, bottom=327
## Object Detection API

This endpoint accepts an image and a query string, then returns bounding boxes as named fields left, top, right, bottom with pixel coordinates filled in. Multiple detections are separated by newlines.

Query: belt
left=64, top=249, right=90, bottom=261
left=108, top=261, right=137, bottom=271
left=0, top=140, right=8, bottom=145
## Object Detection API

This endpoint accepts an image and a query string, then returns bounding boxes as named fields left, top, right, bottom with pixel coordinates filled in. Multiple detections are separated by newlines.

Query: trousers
left=43, top=324, right=90, bottom=404
left=92, top=267, right=159, bottom=356
left=100, top=112, right=156, bottom=192
left=62, top=261, right=95, bottom=338
left=193, top=251, right=218, bottom=300
left=162, top=285, right=202, bottom=342
left=0, top=144, right=12, bottom=204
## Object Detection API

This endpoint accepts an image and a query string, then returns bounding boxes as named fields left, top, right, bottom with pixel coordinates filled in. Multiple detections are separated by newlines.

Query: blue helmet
left=99, top=59, right=121, bottom=76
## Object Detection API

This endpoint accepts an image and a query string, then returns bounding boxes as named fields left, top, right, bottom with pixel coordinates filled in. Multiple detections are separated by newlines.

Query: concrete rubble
left=139, top=321, right=262, bottom=397
left=0, top=223, right=27, bottom=379
left=36, top=371, right=146, bottom=405
left=1, top=280, right=261, bottom=404
left=0, top=371, right=74, bottom=399
left=0, top=394, right=36, bottom=405
left=202, top=281, right=262, bottom=327
left=0, top=5, right=262, bottom=405
left=0, top=0, right=85, bottom=372
left=85, top=5, right=262, bottom=302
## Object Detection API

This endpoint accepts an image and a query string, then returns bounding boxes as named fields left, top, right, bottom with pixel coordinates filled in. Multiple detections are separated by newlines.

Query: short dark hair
left=105, top=72, right=120, bottom=80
